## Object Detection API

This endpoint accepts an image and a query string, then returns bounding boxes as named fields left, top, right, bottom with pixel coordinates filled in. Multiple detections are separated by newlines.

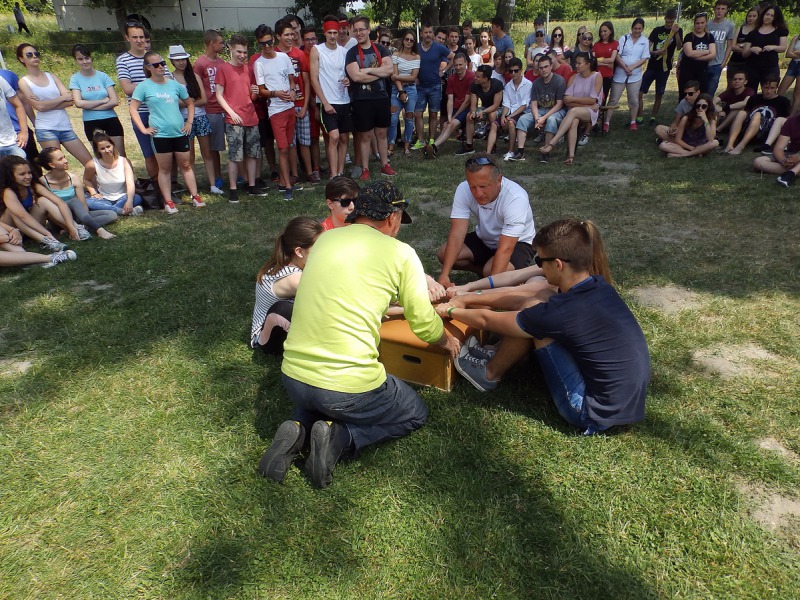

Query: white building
left=52, top=0, right=309, bottom=32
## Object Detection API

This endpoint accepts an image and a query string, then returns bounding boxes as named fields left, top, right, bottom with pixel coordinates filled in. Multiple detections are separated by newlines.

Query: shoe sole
left=777, top=179, right=791, bottom=187
left=258, top=421, right=305, bottom=483
left=453, top=356, right=493, bottom=392
left=308, top=421, right=335, bottom=488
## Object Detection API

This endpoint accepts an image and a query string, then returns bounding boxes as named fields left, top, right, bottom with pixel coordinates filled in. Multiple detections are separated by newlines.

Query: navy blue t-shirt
left=418, top=42, right=452, bottom=87
left=516, top=276, right=650, bottom=426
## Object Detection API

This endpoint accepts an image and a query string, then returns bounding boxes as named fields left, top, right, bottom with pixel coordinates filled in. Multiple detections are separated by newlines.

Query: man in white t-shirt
left=437, top=153, right=536, bottom=288
left=0, top=78, right=28, bottom=158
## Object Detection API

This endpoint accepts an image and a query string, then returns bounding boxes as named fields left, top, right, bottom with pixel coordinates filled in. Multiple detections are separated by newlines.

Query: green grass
left=1, top=16, right=800, bottom=600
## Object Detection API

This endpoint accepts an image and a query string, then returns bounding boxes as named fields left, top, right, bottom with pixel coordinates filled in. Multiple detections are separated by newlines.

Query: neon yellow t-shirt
left=282, top=224, right=444, bottom=393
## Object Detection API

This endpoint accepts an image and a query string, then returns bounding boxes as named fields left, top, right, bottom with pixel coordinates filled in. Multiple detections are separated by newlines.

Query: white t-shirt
left=450, top=176, right=535, bottom=248
left=0, top=78, right=19, bottom=147
left=254, top=53, right=295, bottom=117
left=315, top=43, right=350, bottom=105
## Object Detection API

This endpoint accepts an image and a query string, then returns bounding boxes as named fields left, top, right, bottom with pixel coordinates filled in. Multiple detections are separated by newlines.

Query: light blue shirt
left=69, top=70, right=118, bottom=121
left=132, top=79, right=188, bottom=138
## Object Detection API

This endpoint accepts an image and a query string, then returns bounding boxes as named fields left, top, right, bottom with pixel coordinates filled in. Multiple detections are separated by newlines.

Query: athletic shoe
left=602, top=122, right=610, bottom=134
left=630, top=122, right=638, bottom=131
left=359, top=168, right=370, bottom=181
left=229, top=189, right=239, bottom=204
left=761, top=144, right=774, bottom=155
left=453, top=344, right=498, bottom=392
left=777, top=171, right=796, bottom=187
left=578, top=134, right=590, bottom=146
left=76, top=224, right=92, bottom=241
left=465, top=335, right=496, bottom=361
left=380, top=164, right=397, bottom=176
left=236, top=176, right=246, bottom=186
left=247, top=185, right=268, bottom=197
left=254, top=178, right=270, bottom=191
left=307, top=420, right=352, bottom=488
left=40, top=237, right=66, bottom=252
left=209, top=185, right=224, bottom=195
left=191, top=195, right=206, bottom=207
left=283, top=189, right=293, bottom=201
left=503, top=151, right=515, bottom=161
left=649, top=117, right=657, bottom=126
left=431, top=143, right=439, bottom=158
left=509, top=150, right=526, bottom=161
left=258, top=420, right=306, bottom=483
left=43, top=249, right=77, bottom=268
left=344, top=154, right=352, bottom=165
left=411, top=140, right=426, bottom=151
left=532, top=133, right=544, bottom=144
left=131, top=205, right=144, bottom=216
left=454, top=143, right=475, bottom=156
left=271, top=170, right=280, bottom=182
left=164, top=199, right=179, bottom=214
left=350, top=165, right=363, bottom=179
left=540, top=153, right=550, bottom=164
left=635, top=116, right=644, bottom=124
left=307, top=171, right=321, bottom=184
left=214, top=177, right=224, bottom=190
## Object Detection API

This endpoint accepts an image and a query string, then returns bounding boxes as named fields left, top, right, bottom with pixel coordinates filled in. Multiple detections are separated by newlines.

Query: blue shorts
left=415, top=83, right=443, bottom=114
left=0, top=144, right=26, bottom=158
left=131, top=112, right=155, bottom=159
left=535, top=341, right=608, bottom=435
left=36, top=128, right=79, bottom=143
left=787, top=61, right=800, bottom=78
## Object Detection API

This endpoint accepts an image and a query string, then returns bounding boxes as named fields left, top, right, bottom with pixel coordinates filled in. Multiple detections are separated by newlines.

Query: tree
left=82, top=0, right=154, bottom=34
left=494, top=0, right=515, bottom=28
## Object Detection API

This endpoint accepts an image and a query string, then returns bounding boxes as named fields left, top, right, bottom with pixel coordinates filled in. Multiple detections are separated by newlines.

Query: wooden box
left=378, top=317, right=478, bottom=392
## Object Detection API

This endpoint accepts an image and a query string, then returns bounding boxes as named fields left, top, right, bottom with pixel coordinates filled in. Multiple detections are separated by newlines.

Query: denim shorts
left=131, top=112, right=155, bottom=159
left=535, top=341, right=608, bottom=435
left=36, top=128, right=79, bottom=143
left=0, top=143, right=26, bottom=158
left=415, top=83, right=443, bottom=113
left=787, top=61, right=800, bottom=78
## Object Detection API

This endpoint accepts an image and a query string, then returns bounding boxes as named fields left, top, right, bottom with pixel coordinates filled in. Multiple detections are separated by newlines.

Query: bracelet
left=447, top=307, right=456, bottom=318
left=488, top=275, right=495, bottom=289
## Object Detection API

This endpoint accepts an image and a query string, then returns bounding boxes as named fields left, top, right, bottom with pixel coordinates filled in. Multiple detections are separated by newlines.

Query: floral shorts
left=190, top=114, right=213, bottom=139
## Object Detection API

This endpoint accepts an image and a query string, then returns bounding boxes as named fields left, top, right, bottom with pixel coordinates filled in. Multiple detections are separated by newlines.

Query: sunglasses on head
left=148, top=60, right=167, bottom=68
left=465, top=156, right=494, bottom=168
left=25, top=51, right=40, bottom=58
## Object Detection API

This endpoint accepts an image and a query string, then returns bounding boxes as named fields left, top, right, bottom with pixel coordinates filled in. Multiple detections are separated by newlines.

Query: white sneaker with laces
left=131, top=205, right=144, bottom=216
left=43, top=249, right=77, bottom=268
left=76, top=224, right=92, bottom=240
left=578, top=134, right=590, bottom=146
left=209, top=185, right=224, bottom=194
left=503, top=151, right=515, bottom=161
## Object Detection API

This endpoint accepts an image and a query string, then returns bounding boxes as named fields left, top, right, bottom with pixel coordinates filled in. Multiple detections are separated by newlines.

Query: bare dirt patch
left=416, top=197, right=452, bottom=218
left=517, top=174, right=632, bottom=187
left=758, top=437, right=800, bottom=462
left=631, top=284, right=702, bottom=314
left=692, top=343, right=780, bottom=378
left=73, top=280, right=114, bottom=292
left=738, top=482, right=800, bottom=533
left=0, top=359, right=32, bottom=376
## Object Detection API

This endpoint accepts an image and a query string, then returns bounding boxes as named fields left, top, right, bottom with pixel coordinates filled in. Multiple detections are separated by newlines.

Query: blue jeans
left=707, top=64, right=723, bottom=97
left=535, top=341, right=608, bottom=435
left=282, top=373, right=428, bottom=452
left=414, top=83, right=443, bottom=114
left=389, top=84, right=417, bottom=145
left=86, top=194, right=143, bottom=215
left=0, top=143, right=26, bottom=158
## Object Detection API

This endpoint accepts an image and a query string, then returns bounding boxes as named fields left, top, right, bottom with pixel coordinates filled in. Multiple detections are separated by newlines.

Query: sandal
left=539, top=144, right=554, bottom=154
left=563, top=156, right=574, bottom=166
left=404, top=148, right=411, bottom=158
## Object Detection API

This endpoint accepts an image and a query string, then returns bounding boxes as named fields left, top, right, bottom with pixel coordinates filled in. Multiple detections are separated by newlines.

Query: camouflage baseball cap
left=346, top=180, right=412, bottom=224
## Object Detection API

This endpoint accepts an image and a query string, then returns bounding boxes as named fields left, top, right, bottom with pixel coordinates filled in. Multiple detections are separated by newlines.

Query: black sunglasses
left=684, top=90, right=698, bottom=96
left=379, top=39, right=391, bottom=45
left=508, top=68, right=520, bottom=74
left=553, top=33, right=563, bottom=37
left=24, top=51, right=41, bottom=58
left=259, top=39, right=275, bottom=47
left=536, top=32, right=544, bottom=37
left=534, top=255, right=570, bottom=267
left=696, top=103, right=709, bottom=109
left=465, top=156, right=495, bottom=168
left=147, top=60, right=167, bottom=68
left=333, top=197, right=355, bottom=207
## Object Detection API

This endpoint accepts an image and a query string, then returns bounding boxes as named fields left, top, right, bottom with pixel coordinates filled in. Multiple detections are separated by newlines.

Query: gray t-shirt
left=707, top=19, right=736, bottom=66
left=531, top=74, right=566, bottom=109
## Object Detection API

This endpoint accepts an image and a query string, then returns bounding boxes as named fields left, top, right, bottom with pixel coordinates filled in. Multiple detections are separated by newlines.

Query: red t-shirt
left=446, top=70, right=476, bottom=112
left=215, top=62, right=258, bottom=127
left=780, top=114, right=800, bottom=154
left=248, top=53, right=268, bottom=120
left=554, top=63, right=573, bottom=82
left=193, top=54, right=224, bottom=114
left=277, top=46, right=309, bottom=108
left=524, top=69, right=539, bottom=83
left=593, top=40, right=619, bottom=79
left=719, top=87, right=755, bottom=106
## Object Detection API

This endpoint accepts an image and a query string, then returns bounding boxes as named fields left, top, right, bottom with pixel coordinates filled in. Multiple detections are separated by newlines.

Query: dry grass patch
left=631, top=285, right=703, bottom=314
left=692, top=343, right=785, bottom=378
left=738, top=482, right=800, bottom=535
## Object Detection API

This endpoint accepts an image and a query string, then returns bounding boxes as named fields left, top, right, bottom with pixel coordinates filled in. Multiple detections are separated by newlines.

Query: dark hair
left=71, top=44, right=91, bottom=59
left=447, top=26, right=459, bottom=35
left=275, top=20, right=293, bottom=36
left=352, top=15, right=370, bottom=30
left=142, top=51, right=161, bottom=78
left=301, top=26, right=316, bottom=38
left=322, top=14, right=338, bottom=24
left=399, top=29, right=417, bottom=53
left=665, top=8, right=678, bottom=19
left=0, top=155, right=33, bottom=201
left=15, top=43, right=35, bottom=63
left=632, top=17, right=646, bottom=29
left=229, top=34, right=248, bottom=48
left=325, top=175, right=359, bottom=201
left=476, top=64, right=493, bottom=79
left=91, top=130, right=118, bottom=159
left=257, top=216, right=323, bottom=281
left=173, top=55, right=201, bottom=100
left=284, top=13, right=304, bottom=28
left=599, top=21, right=615, bottom=42
left=762, top=73, right=781, bottom=85
left=574, top=51, right=597, bottom=71
left=464, top=34, right=476, bottom=45
left=714, top=0, right=730, bottom=7
left=756, top=4, right=786, bottom=31
left=421, top=21, right=433, bottom=31
left=507, top=57, right=523, bottom=70
left=550, top=27, right=565, bottom=48
left=683, top=80, right=701, bottom=91
left=537, top=54, right=552, bottom=66
left=435, top=26, right=447, bottom=37
left=690, top=92, right=717, bottom=123
left=534, top=219, right=612, bottom=283
left=203, top=29, right=222, bottom=45
left=36, top=147, right=62, bottom=171
left=490, top=16, right=505, bottom=31
left=255, top=24, right=273, bottom=39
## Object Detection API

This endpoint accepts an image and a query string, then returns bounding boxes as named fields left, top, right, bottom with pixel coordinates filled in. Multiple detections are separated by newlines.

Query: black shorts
left=258, top=116, right=274, bottom=145
left=464, top=231, right=535, bottom=270
left=152, top=135, right=191, bottom=154
left=352, top=98, right=391, bottom=132
left=321, top=103, right=354, bottom=134
left=83, top=116, right=124, bottom=141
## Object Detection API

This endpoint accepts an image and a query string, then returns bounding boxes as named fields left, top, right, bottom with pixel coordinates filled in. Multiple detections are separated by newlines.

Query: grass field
left=1, top=15, right=799, bottom=600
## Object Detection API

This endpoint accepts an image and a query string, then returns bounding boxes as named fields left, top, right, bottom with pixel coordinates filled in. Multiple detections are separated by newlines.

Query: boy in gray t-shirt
left=707, top=0, right=736, bottom=96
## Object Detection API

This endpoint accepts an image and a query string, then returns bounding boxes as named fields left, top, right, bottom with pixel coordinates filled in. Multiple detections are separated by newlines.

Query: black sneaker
left=540, top=153, right=550, bottom=164
left=431, top=143, right=439, bottom=158
left=761, top=144, right=774, bottom=155
left=753, top=143, right=767, bottom=153
left=228, top=189, right=239, bottom=203
left=247, top=185, right=268, bottom=197
left=307, top=420, right=351, bottom=488
left=454, top=144, right=475, bottom=156
left=777, top=171, right=796, bottom=187
left=258, top=420, right=306, bottom=483
left=509, top=150, right=526, bottom=161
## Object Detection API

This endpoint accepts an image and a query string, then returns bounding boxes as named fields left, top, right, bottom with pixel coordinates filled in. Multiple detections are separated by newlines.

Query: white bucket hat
left=168, top=45, right=190, bottom=59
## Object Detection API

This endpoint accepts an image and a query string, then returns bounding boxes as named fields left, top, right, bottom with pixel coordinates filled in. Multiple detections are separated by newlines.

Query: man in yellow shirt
left=260, top=181, right=460, bottom=488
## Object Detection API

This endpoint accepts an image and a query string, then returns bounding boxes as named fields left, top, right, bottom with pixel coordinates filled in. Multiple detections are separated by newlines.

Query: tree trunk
left=494, top=0, right=515, bottom=29
left=440, top=0, right=462, bottom=27
left=420, top=1, right=440, bottom=26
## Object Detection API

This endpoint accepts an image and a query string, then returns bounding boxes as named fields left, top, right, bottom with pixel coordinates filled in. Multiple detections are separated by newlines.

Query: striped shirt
left=250, top=265, right=301, bottom=347
left=392, top=54, right=420, bottom=77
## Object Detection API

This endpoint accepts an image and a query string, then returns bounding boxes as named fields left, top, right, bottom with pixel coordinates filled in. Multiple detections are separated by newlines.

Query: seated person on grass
left=436, top=219, right=650, bottom=436
left=0, top=220, right=76, bottom=268
left=548, top=49, right=574, bottom=82
left=753, top=113, right=800, bottom=187
left=714, top=69, right=754, bottom=132
left=723, top=76, right=790, bottom=155
left=456, top=65, right=503, bottom=156
left=512, top=54, right=566, bottom=161
left=437, top=153, right=535, bottom=288
left=430, top=53, right=475, bottom=157
left=658, top=93, right=720, bottom=157
left=499, top=58, right=533, bottom=161
left=321, top=175, right=359, bottom=230
left=655, top=80, right=700, bottom=142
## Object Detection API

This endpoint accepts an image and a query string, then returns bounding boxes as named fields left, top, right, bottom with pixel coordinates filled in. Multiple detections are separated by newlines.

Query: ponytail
left=257, top=216, right=324, bottom=282
left=582, top=220, right=613, bottom=285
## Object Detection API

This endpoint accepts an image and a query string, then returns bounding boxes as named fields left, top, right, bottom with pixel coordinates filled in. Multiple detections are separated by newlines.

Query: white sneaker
left=131, top=205, right=144, bottom=216
left=164, top=200, right=179, bottom=215
left=76, top=224, right=92, bottom=240
left=503, top=151, right=515, bottom=161
left=43, top=249, right=77, bottom=268
left=209, top=185, right=224, bottom=195
left=578, top=134, right=590, bottom=146
left=40, top=237, right=66, bottom=252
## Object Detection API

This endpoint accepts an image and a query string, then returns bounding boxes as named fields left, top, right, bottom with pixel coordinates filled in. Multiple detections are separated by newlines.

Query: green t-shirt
left=282, top=224, right=444, bottom=393
left=131, top=78, right=188, bottom=138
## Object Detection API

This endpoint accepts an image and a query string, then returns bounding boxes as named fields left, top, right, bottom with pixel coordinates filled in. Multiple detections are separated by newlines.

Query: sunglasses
left=553, top=33, right=563, bottom=37
left=508, top=68, right=520, bottom=74
left=24, top=51, right=41, bottom=58
left=404, top=38, right=415, bottom=42
left=465, top=156, right=494, bottom=168
left=258, top=39, right=275, bottom=47
left=583, top=36, right=594, bottom=41
left=147, top=60, right=167, bottom=68
left=684, top=90, right=698, bottom=96
left=534, top=255, right=570, bottom=267
left=333, top=197, right=355, bottom=207
left=694, top=12, right=708, bottom=18
left=696, top=103, right=709, bottom=109
left=536, top=32, right=544, bottom=37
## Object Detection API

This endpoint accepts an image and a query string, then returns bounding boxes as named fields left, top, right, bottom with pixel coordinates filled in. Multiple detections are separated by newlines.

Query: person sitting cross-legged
left=753, top=112, right=800, bottom=187
left=658, top=93, right=720, bottom=157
